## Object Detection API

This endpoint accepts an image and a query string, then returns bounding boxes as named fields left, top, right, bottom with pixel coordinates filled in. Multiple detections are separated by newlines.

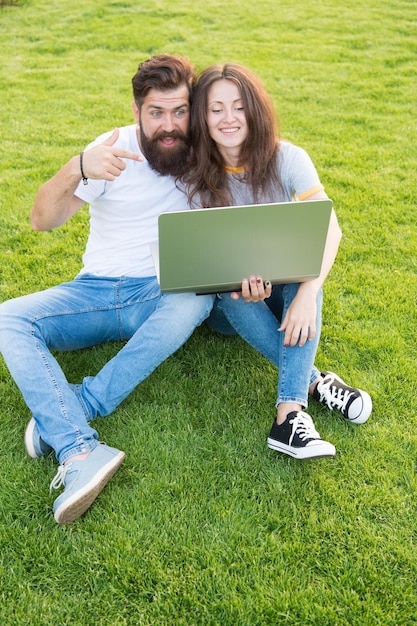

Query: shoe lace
left=289, top=412, right=320, bottom=444
left=49, top=463, right=72, bottom=493
left=317, top=374, right=352, bottom=414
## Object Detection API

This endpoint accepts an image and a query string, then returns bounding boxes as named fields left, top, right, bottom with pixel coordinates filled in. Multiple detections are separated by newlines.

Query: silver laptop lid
left=156, top=199, right=332, bottom=294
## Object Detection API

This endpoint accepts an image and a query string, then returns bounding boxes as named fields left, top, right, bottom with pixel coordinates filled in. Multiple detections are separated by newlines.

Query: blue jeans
left=209, top=284, right=322, bottom=407
left=0, top=275, right=214, bottom=464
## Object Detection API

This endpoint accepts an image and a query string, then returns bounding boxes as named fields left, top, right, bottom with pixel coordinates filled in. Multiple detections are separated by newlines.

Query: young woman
left=183, top=63, right=372, bottom=460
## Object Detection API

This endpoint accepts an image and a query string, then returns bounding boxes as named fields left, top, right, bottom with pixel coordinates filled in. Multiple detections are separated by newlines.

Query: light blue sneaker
left=50, top=442, right=125, bottom=524
left=24, top=417, right=53, bottom=459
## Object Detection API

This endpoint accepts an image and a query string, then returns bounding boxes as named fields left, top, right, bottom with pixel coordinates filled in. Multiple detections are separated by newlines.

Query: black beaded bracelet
left=80, top=151, right=88, bottom=185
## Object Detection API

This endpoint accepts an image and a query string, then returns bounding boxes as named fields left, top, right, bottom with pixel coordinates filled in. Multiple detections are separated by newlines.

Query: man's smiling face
left=133, top=84, right=191, bottom=176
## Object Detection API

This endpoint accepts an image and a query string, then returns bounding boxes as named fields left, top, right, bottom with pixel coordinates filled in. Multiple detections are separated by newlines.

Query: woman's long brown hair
left=184, top=63, right=281, bottom=208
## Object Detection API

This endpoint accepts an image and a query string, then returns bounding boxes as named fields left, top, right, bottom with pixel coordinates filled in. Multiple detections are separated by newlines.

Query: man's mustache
left=151, top=130, right=189, bottom=143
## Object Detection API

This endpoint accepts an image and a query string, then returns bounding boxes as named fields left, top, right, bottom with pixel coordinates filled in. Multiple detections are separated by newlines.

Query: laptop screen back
left=156, top=199, right=332, bottom=294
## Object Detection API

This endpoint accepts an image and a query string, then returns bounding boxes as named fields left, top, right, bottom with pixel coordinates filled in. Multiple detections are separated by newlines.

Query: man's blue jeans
left=209, top=283, right=322, bottom=407
left=0, top=275, right=214, bottom=464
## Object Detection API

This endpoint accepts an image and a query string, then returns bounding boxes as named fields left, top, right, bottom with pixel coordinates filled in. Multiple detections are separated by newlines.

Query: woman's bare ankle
left=309, top=376, right=322, bottom=395
left=276, top=402, right=303, bottom=425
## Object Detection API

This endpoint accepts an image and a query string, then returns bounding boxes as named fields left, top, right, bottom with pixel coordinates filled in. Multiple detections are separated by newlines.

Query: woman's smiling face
left=206, top=79, right=248, bottom=166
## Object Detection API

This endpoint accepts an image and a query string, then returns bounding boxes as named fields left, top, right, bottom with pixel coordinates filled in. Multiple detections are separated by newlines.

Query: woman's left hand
left=279, top=285, right=318, bottom=347
left=230, top=276, right=272, bottom=302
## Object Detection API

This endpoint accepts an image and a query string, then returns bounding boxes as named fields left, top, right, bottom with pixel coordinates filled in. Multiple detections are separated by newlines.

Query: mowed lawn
left=0, top=0, right=416, bottom=624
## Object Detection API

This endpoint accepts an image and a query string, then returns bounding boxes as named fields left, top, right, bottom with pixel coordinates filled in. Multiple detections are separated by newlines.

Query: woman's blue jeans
left=209, top=283, right=322, bottom=408
left=0, top=275, right=214, bottom=464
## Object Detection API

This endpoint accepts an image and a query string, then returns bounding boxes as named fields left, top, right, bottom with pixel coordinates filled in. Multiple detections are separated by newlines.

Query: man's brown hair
left=132, top=54, right=195, bottom=109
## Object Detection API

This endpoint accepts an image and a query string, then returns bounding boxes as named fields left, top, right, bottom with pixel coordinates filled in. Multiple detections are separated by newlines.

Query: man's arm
left=31, top=157, right=87, bottom=231
left=31, top=129, right=143, bottom=231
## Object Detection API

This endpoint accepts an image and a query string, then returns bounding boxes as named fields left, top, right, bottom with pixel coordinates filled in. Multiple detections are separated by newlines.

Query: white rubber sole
left=54, top=451, right=125, bottom=524
left=346, top=390, right=373, bottom=424
left=24, top=418, right=38, bottom=459
left=267, top=438, right=336, bottom=459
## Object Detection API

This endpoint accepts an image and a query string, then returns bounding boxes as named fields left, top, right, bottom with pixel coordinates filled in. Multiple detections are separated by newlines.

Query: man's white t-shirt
left=74, top=124, right=188, bottom=278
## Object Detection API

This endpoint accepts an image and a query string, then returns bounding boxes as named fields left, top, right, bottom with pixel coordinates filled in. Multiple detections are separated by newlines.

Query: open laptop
left=152, top=199, right=332, bottom=294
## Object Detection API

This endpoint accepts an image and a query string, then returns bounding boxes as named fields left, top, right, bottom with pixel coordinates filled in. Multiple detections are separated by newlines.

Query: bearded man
left=0, top=55, right=214, bottom=525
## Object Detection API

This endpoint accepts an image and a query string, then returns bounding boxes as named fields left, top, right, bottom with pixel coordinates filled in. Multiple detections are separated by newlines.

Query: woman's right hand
left=278, top=283, right=318, bottom=347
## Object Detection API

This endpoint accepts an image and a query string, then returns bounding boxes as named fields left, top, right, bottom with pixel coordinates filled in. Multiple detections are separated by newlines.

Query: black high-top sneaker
left=267, top=411, right=336, bottom=459
left=314, top=372, right=372, bottom=424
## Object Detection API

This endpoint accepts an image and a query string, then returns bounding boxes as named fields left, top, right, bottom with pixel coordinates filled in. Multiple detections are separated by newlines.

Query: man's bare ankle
left=64, top=451, right=91, bottom=465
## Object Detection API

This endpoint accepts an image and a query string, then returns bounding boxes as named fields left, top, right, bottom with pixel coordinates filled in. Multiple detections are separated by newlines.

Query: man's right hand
left=31, top=129, right=144, bottom=231
left=81, top=128, right=144, bottom=181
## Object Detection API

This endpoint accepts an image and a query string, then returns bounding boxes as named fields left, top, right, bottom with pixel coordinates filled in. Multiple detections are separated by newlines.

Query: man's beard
left=140, top=127, right=191, bottom=177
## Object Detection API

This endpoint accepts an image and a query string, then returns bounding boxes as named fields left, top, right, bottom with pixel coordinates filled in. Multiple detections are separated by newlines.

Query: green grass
left=0, top=0, right=416, bottom=624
